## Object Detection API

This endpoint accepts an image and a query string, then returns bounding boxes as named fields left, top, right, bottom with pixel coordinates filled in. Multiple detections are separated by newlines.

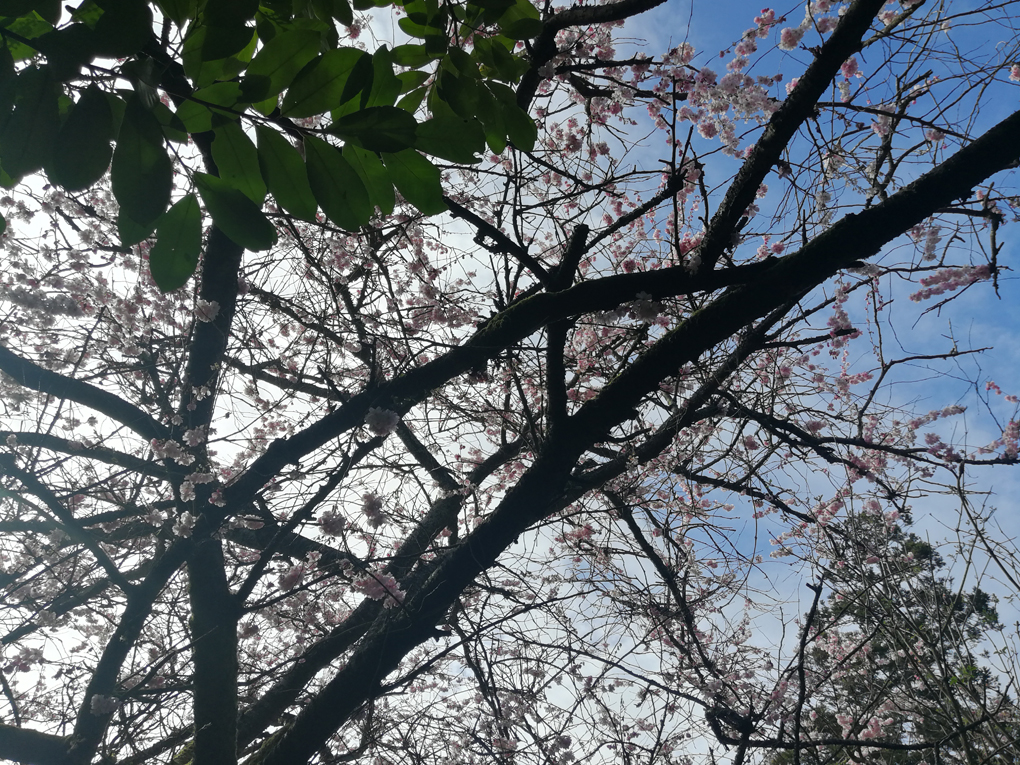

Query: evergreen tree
left=774, top=514, right=1019, bottom=765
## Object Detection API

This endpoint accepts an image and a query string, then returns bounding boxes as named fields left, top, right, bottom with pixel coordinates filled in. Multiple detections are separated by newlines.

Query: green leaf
left=473, top=84, right=506, bottom=153
left=111, top=95, right=173, bottom=227
left=195, top=172, right=277, bottom=251
left=281, top=47, right=366, bottom=118
left=33, top=24, right=96, bottom=80
left=175, top=82, right=243, bottom=133
left=396, top=7, right=446, bottom=40
left=200, top=24, right=256, bottom=61
left=0, top=66, right=59, bottom=181
left=423, top=32, right=447, bottom=56
left=338, top=48, right=373, bottom=106
left=152, top=100, right=189, bottom=142
left=344, top=144, right=393, bottom=216
left=212, top=122, right=266, bottom=203
left=391, top=44, right=432, bottom=68
left=69, top=0, right=104, bottom=26
left=3, top=12, right=53, bottom=61
left=329, top=106, right=417, bottom=153
left=251, top=93, right=278, bottom=116
left=245, top=28, right=321, bottom=100
left=447, top=47, right=480, bottom=79
left=490, top=37, right=529, bottom=81
left=497, top=0, right=541, bottom=39
left=397, top=15, right=429, bottom=38
left=0, top=212, right=6, bottom=235
left=501, top=101, right=536, bottom=151
left=436, top=68, right=478, bottom=118
left=473, top=35, right=528, bottom=82
left=0, top=0, right=60, bottom=24
left=149, top=194, right=202, bottom=291
left=238, top=74, right=270, bottom=103
left=104, top=89, right=125, bottom=132
left=362, top=45, right=401, bottom=108
left=332, top=0, right=353, bottom=25
left=0, top=38, right=13, bottom=89
left=203, top=0, right=257, bottom=26
left=397, top=70, right=430, bottom=92
left=414, top=116, right=484, bottom=163
left=256, top=125, right=316, bottom=221
left=489, top=82, right=536, bottom=151
left=304, top=135, right=371, bottom=231
left=182, top=24, right=257, bottom=87
left=92, top=0, right=153, bottom=57
left=396, top=85, right=427, bottom=113
left=154, top=0, right=194, bottom=27
left=47, top=84, right=114, bottom=190
left=117, top=208, right=155, bottom=246
left=471, top=0, right=514, bottom=13
left=311, top=0, right=353, bottom=25
left=382, top=149, right=446, bottom=215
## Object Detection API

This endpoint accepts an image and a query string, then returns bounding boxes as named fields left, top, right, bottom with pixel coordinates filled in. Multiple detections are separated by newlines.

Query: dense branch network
left=0, top=0, right=1018, bottom=764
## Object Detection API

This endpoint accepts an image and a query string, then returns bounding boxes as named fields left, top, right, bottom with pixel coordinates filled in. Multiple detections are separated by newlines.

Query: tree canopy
left=0, top=0, right=1020, bottom=764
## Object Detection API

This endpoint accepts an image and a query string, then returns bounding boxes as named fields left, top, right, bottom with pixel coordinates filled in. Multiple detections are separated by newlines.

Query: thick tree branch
left=0, top=455, right=133, bottom=592
left=444, top=196, right=552, bottom=285
left=696, top=0, right=886, bottom=274
left=0, top=345, right=167, bottom=442
left=248, top=104, right=1020, bottom=763
left=188, top=537, right=240, bottom=765
left=68, top=543, right=190, bottom=764
left=0, top=724, right=68, bottom=765
left=517, top=0, right=672, bottom=108
left=0, top=430, right=181, bottom=479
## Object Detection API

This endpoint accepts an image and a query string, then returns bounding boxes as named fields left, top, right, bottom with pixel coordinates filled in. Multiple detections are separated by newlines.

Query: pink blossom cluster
left=834, top=370, right=874, bottom=398
left=779, top=0, right=842, bottom=51
left=319, top=509, right=347, bottom=536
left=871, top=106, right=895, bottom=137
left=778, top=26, right=804, bottom=51
left=365, top=407, right=400, bottom=436
left=361, top=492, right=386, bottom=527
left=924, top=432, right=961, bottom=462
left=827, top=285, right=860, bottom=349
left=150, top=438, right=196, bottom=466
left=279, top=563, right=306, bottom=591
left=642, top=15, right=783, bottom=157
left=753, top=8, right=779, bottom=37
left=628, top=292, right=662, bottom=323
left=491, top=737, right=518, bottom=754
left=860, top=715, right=897, bottom=740
left=557, top=524, right=594, bottom=545
left=1002, top=420, right=1019, bottom=458
left=172, top=511, right=196, bottom=538
left=90, top=695, right=120, bottom=715
left=909, top=264, right=991, bottom=302
left=3, top=646, right=42, bottom=673
left=353, top=570, right=405, bottom=608
left=178, top=471, right=215, bottom=503
left=909, top=223, right=942, bottom=261
left=195, top=299, right=220, bottom=323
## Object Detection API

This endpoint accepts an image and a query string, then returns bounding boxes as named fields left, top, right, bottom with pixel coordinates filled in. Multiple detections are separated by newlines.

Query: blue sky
left=600, top=0, right=1020, bottom=658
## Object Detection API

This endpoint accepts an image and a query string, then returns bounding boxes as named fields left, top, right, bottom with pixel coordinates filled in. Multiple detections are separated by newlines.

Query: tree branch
left=0, top=345, right=167, bottom=442
left=696, top=0, right=887, bottom=274
left=0, top=724, right=68, bottom=765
